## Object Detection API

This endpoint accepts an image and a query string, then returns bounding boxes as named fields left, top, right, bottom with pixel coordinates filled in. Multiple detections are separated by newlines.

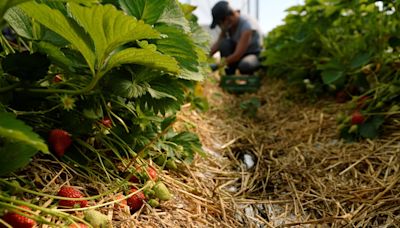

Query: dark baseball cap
left=210, top=1, right=233, bottom=29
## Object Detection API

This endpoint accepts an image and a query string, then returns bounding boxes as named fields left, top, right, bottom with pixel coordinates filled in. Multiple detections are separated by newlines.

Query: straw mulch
left=133, top=73, right=400, bottom=227
left=5, top=73, right=399, bottom=227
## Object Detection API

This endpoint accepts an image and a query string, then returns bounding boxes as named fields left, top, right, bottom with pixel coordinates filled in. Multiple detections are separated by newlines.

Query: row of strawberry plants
left=261, top=0, right=400, bottom=140
left=0, top=0, right=209, bottom=226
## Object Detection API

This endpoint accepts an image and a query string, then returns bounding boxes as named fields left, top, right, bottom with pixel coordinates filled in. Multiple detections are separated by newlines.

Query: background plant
left=261, top=0, right=400, bottom=140
left=0, top=0, right=210, bottom=225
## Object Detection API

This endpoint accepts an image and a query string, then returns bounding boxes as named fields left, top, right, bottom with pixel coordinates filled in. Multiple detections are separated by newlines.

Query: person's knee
left=238, top=55, right=260, bottom=74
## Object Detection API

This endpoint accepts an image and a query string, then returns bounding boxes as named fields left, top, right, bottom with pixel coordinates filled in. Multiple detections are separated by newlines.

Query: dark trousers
left=219, top=38, right=260, bottom=75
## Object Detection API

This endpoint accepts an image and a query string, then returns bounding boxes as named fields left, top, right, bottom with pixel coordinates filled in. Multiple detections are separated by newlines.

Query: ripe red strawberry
left=53, top=74, right=63, bottom=83
left=69, top=223, right=88, bottom=228
left=100, top=117, right=112, bottom=128
left=351, top=111, right=365, bottom=125
left=129, top=166, right=157, bottom=183
left=57, top=186, right=88, bottom=208
left=335, top=90, right=350, bottom=103
left=127, top=187, right=145, bottom=212
left=114, top=194, right=127, bottom=209
left=129, top=175, right=140, bottom=183
left=147, top=166, right=158, bottom=181
left=48, top=129, right=72, bottom=157
left=2, top=205, right=36, bottom=228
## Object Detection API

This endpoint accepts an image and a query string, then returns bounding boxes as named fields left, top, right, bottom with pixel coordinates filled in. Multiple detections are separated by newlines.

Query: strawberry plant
left=0, top=0, right=209, bottom=225
left=0, top=0, right=208, bottom=175
left=262, top=0, right=400, bottom=139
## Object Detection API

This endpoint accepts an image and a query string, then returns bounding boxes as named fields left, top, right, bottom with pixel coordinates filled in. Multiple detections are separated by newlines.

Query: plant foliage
left=262, top=0, right=400, bottom=140
left=0, top=0, right=209, bottom=177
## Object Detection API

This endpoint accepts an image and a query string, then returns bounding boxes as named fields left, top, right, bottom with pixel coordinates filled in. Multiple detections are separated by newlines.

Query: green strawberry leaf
left=359, top=116, right=385, bottom=139
left=161, top=116, right=176, bottom=131
left=157, top=0, right=190, bottom=33
left=0, top=112, right=49, bottom=153
left=179, top=3, right=197, bottom=20
left=155, top=24, right=198, bottom=72
left=19, top=1, right=96, bottom=73
left=0, top=141, right=38, bottom=176
left=359, top=123, right=378, bottom=139
left=167, top=131, right=205, bottom=163
left=119, top=0, right=168, bottom=25
left=109, top=77, right=150, bottom=99
left=106, top=47, right=179, bottom=74
left=4, top=7, right=34, bottom=39
left=35, top=41, right=76, bottom=71
left=67, top=3, right=160, bottom=68
left=0, top=0, right=30, bottom=27
left=321, top=69, right=344, bottom=85
left=190, top=22, right=211, bottom=52
left=179, top=68, right=204, bottom=81
left=6, top=6, right=68, bottom=45
left=138, top=78, right=184, bottom=115
left=350, top=52, right=371, bottom=69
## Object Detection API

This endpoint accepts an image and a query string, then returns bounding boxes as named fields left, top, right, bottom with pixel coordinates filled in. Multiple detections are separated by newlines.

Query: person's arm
left=225, top=29, right=252, bottom=65
left=209, top=31, right=226, bottom=57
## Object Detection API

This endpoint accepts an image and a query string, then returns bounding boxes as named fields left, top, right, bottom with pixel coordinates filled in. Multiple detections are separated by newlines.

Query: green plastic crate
left=219, top=75, right=261, bottom=93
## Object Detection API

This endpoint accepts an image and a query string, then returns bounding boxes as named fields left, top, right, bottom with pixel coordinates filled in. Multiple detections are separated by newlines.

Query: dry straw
left=164, top=74, right=400, bottom=227
left=4, top=74, right=399, bottom=228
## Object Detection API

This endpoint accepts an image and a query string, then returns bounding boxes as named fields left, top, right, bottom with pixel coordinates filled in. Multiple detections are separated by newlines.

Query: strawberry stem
left=0, top=198, right=89, bottom=226
left=0, top=179, right=123, bottom=201
left=0, top=83, right=20, bottom=93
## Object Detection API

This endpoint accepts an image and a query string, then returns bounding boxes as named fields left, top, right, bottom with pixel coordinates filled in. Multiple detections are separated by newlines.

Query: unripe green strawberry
left=153, top=182, right=171, bottom=201
left=144, top=189, right=155, bottom=198
left=57, top=186, right=88, bottom=208
left=2, top=205, right=36, bottom=228
left=336, top=112, right=346, bottom=123
left=83, top=210, right=110, bottom=228
left=127, top=187, right=145, bottom=212
left=337, top=123, right=346, bottom=132
left=48, top=129, right=72, bottom=157
left=348, top=124, right=358, bottom=134
left=166, top=159, right=177, bottom=170
left=376, top=101, right=384, bottom=108
left=343, top=116, right=351, bottom=124
left=148, top=199, right=160, bottom=208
